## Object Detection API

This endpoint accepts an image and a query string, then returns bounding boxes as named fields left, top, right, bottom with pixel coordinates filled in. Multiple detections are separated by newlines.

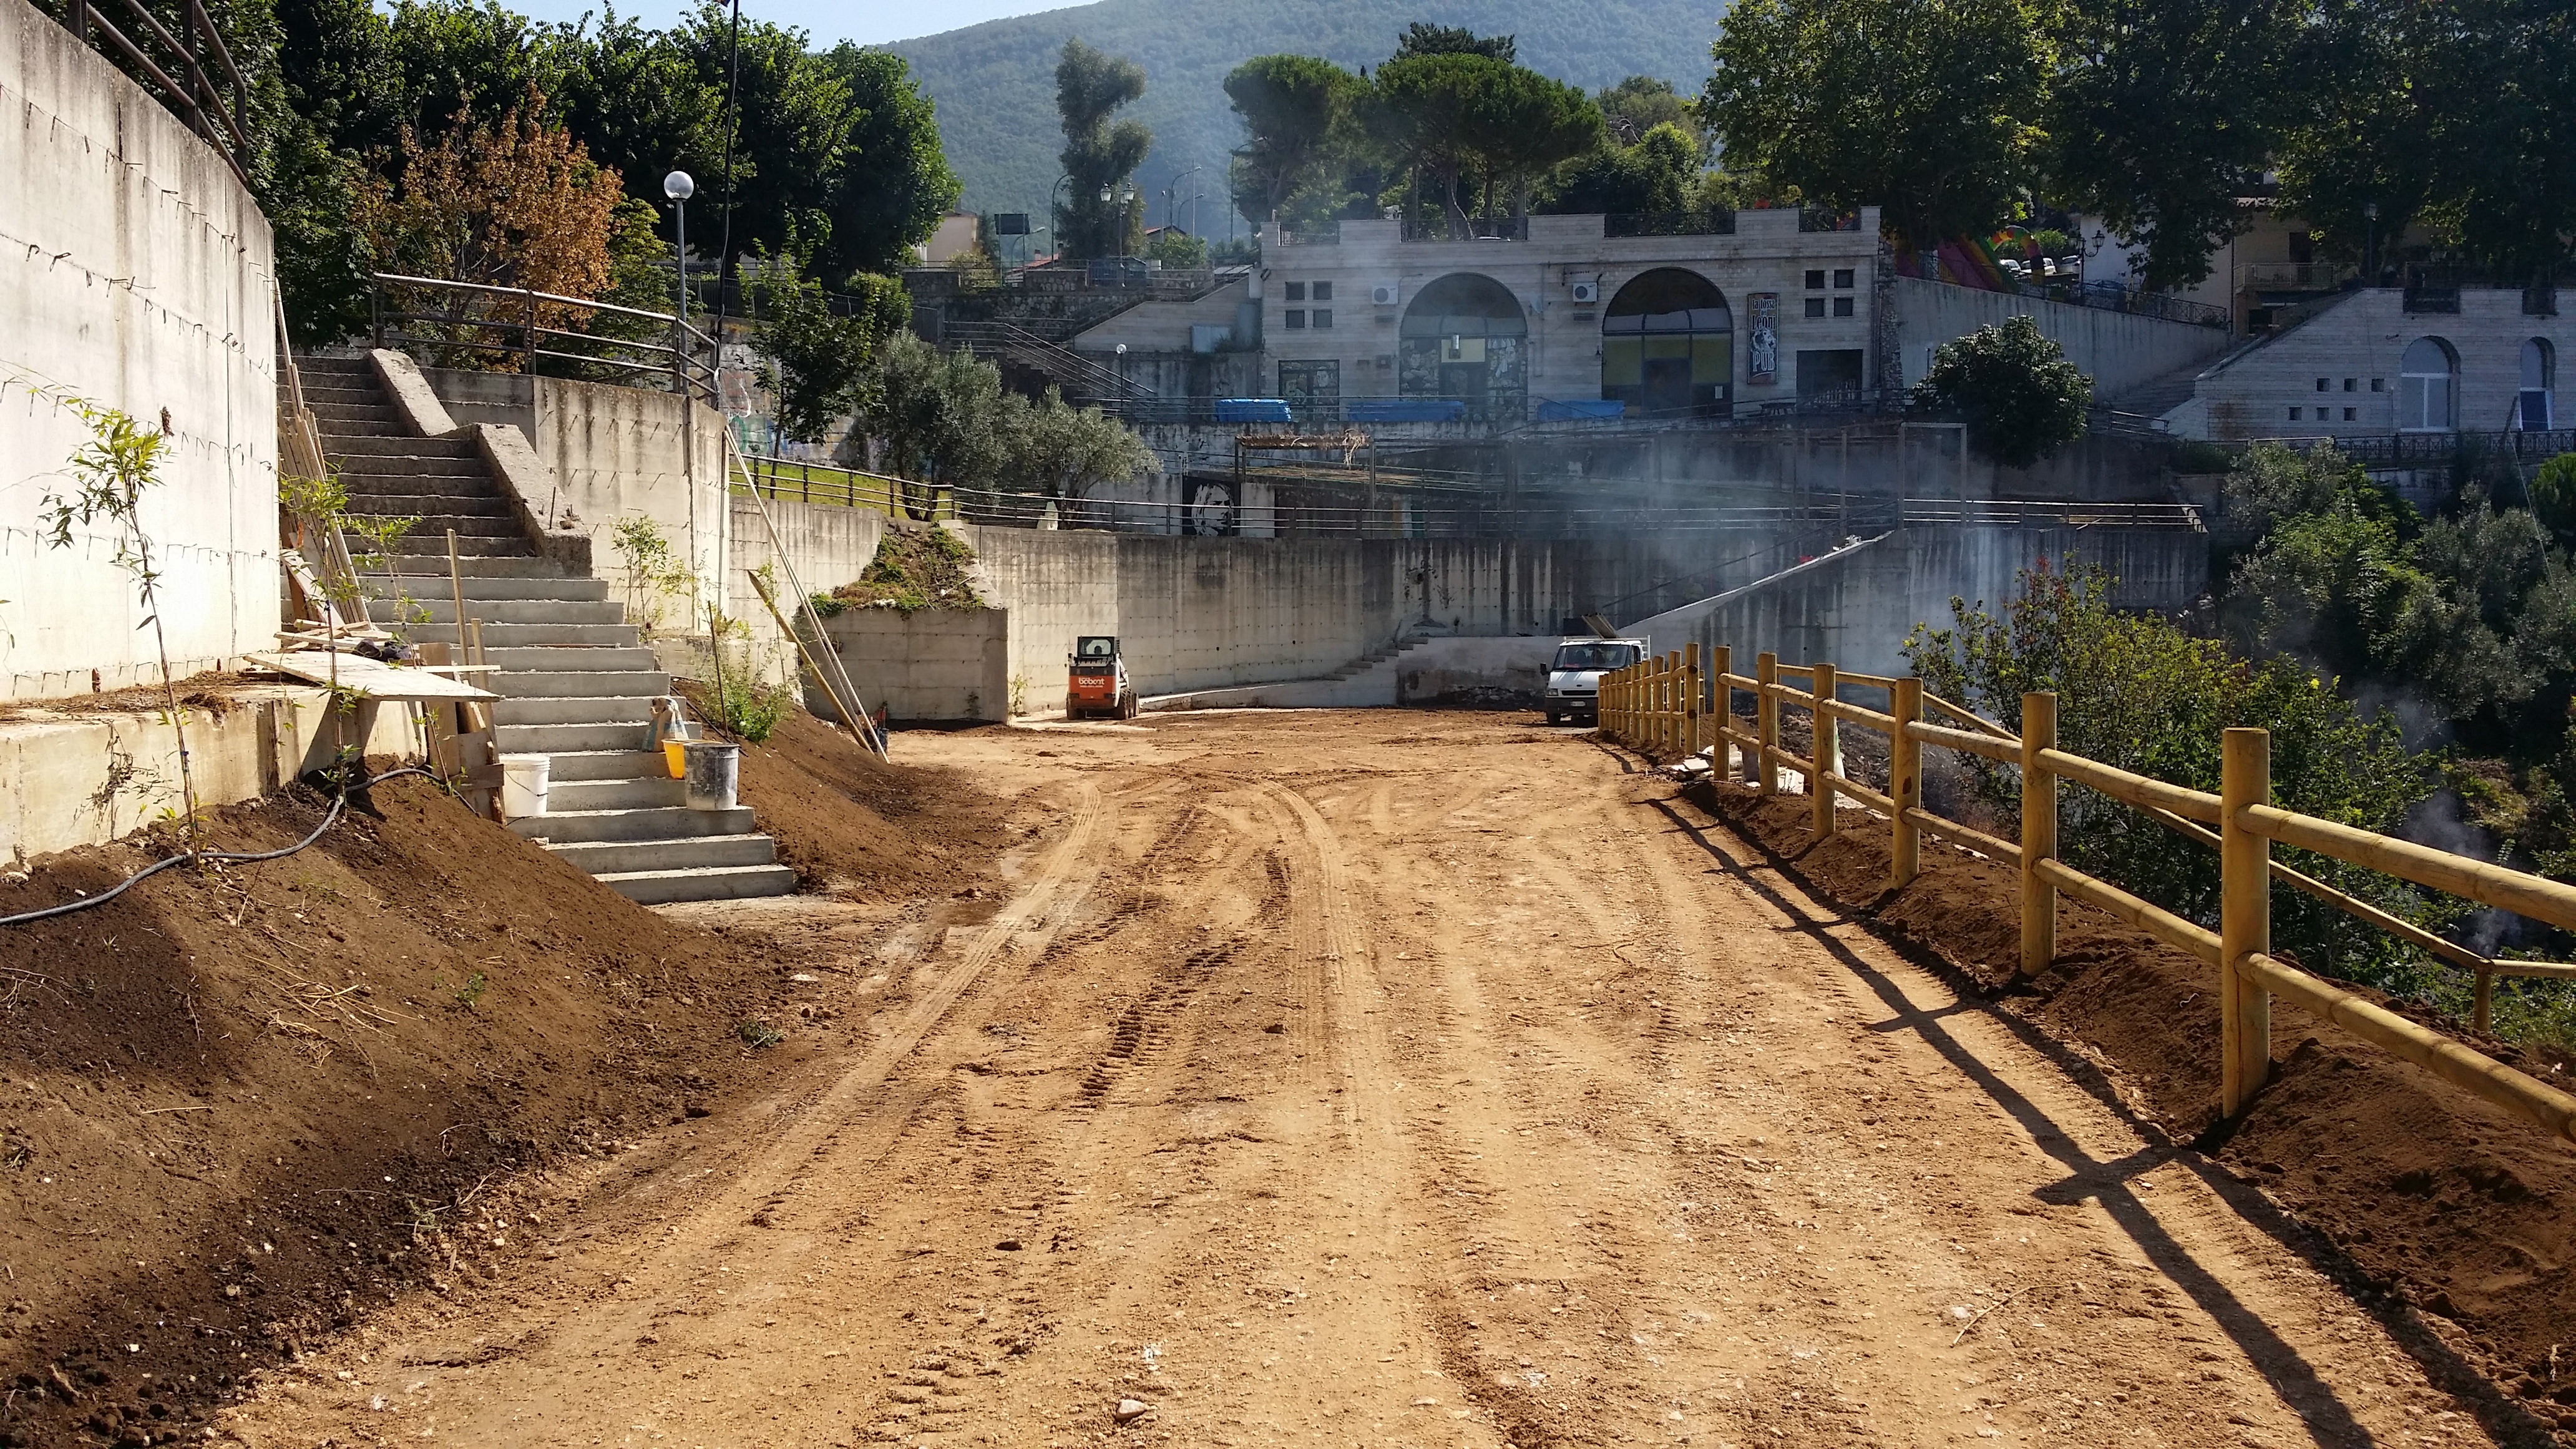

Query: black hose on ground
left=0, top=766, right=442, bottom=929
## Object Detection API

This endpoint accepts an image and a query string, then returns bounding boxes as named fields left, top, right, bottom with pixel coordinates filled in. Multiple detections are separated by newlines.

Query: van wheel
left=1120, top=691, right=1141, bottom=720
left=1543, top=710, right=1561, bottom=725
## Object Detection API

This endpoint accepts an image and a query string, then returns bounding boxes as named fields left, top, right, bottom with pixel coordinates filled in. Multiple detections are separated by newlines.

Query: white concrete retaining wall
left=812, top=607, right=1008, bottom=722
left=1893, top=276, right=2233, bottom=401
left=0, top=689, right=414, bottom=862
left=421, top=368, right=729, bottom=622
left=0, top=0, right=279, bottom=701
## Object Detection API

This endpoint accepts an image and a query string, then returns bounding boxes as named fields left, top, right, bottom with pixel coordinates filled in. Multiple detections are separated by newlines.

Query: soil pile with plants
left=1687, top=779, right=2576, bottom=1437
left=0, top=778, right=818, bottom=1446
left=676, top=688, right=1009, bottom=894
left=813, top=525, right=984, bottom=615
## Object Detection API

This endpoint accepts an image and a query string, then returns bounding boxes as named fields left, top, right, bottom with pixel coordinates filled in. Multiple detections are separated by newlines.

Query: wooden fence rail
left=1596, top=645, right=2576, bottom=1146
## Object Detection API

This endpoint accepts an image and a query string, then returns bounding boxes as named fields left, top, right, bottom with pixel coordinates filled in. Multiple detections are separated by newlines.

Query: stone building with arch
left=1255, top=208, right=1886, bottom=422
left=2166, top=287, right=2575, bottom=447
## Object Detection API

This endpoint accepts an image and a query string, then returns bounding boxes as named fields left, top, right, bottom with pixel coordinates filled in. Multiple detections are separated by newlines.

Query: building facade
left=1251, top=208, right=1885, bottom=422
left=2169, top=287, right=2569, bottom=442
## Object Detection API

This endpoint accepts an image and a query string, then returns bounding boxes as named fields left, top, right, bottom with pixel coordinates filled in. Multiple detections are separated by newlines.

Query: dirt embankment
left=0, top=716, right=1005, bottom=1447
left=1688, top=779, right=2576, bottom=1432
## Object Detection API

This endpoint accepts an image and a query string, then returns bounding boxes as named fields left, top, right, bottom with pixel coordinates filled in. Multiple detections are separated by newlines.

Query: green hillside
left=889, top=0, right=1727, bottom=232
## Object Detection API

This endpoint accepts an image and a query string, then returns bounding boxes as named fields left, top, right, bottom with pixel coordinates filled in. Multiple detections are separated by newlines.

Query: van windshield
left=1551, top=643, right=1640, bottom=671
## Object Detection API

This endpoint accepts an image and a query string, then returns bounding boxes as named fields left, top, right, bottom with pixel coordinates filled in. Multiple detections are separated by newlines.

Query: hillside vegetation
left=889, top=0, right=1725, bottom=216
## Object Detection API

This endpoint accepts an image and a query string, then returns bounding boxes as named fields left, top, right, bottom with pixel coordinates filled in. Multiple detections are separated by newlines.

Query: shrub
left=1910, top=314, right=2092, bottom=468
left=1905, top=559, right=2452, bottom=983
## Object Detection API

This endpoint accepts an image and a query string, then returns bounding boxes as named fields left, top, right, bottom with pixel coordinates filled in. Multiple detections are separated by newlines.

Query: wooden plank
left=1903, top=720, right=2020, bottom=764
left=1822, top=771, right=1895, bottom=814
left=2241, top=951, right=2576, bottom=1144
left=2242, top=802, right=2576, bottom=935
left=245, top=651, right=499, bottom=701
left=1924, top=693, right=2016, bottom=739
left=1819, top=698, right=1898, bottom=732
left=2034, top=857, right=2221, bottom=966
left=2037, top=746, right=2223, bottom=823
left=1904, top=807, right=2022, bottom=868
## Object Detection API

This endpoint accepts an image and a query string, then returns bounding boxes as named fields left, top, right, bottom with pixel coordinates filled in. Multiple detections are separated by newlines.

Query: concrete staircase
left=293, top=354, right=794, bottom=905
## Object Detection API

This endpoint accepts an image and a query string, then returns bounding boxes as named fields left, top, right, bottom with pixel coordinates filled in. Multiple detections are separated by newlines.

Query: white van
left=1543, top=637, right=1647, bottom=725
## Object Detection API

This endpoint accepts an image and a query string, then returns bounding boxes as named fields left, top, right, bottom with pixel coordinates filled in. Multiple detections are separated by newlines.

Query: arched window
left=2399, top=337, right=2457, bottom=432
left=1603, top=268, right=1732, bottom=418
left=2520, top=338, right=2555, bottom=431
left=1398, top=273, right=1528, bottom=422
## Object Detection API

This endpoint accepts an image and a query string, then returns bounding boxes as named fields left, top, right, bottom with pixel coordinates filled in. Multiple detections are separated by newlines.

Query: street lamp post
left=665, top=170, right=696, bottom=323
left=2364, top=201, right=2380, bottom=285
left=1164, top=165, right=1203, bottom=232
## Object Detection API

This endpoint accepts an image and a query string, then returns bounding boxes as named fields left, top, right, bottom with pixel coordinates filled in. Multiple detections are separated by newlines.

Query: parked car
left=1543, top=637, right=1647, bottom=725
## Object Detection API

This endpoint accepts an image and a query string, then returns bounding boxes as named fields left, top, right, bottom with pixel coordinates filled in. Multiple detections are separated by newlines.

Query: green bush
left=1905, top=558, right=2452, bottom=983
left=1910, top=314, right=2092, bottom=469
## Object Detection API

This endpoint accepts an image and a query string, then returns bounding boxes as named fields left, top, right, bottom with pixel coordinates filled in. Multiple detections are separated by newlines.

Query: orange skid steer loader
left=1066, top=635, right=1140, bottom=719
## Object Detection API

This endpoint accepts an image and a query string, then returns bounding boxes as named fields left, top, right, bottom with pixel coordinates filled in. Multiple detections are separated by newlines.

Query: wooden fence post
left=1711, top=645, right=1732, bottom=774
left=1606, top=664, right=1621, bottom=740
left=2019, top=691, right=2057, bottom=976
left=1684, top=642, right=1702, bottom=755
left=1812, top=660, right=1839, bottom=837
left=1891, top=676, right=1922, bottom=889
left=1666, top=651, right=1681, bottom=754
left=1657, top=653, right=1673, bottom=754
left=2220, top=726, right=2273, bottom=1116
left=1755, top=651, right=1780, bottom=795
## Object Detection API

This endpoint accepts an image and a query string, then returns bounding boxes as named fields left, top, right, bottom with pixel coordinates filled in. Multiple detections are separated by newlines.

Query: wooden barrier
left=1591, top=639, right=2576, bottom=1147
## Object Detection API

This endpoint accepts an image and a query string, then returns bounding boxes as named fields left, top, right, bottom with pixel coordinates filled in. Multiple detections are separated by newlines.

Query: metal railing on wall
left=368, top=273, right=718, bottom=407
left=1594, top=642, right=2576, bottom=1144
left=53, top=0, right=250, bottom=186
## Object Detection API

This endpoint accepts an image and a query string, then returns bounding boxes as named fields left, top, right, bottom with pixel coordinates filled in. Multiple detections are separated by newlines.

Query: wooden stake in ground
left=748, top=569, right=869, bottom=751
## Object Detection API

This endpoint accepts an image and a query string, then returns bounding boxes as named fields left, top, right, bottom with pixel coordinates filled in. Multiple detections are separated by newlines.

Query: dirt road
left=220, top=712, right=2501, bottom=1448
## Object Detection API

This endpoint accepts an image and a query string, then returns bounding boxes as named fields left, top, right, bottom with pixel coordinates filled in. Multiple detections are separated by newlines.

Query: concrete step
left=346, top=492, right=515, bottom=518
left=387, top=534, right=534, bottom=558
left=494, top=720, right=654, bottom=753
left=541, top=749, right=671, bottom=782
left=334, top=454, right=492, bottom=480
left=488, top=669, right=670, bottom=700
left=406, top=596, right=625, bottom=625
left=294, top=356, right=374, bottom=378
left=410, top=619, right=638, bottom=648
left=544, top=832, right=778, bottom=875
left=479, top=644, right=660, bottom=672
left=311, top=401, right=400, bottom=428
left=367, top=555, right=568, bottom=580
left=548, top=775, right=688, bottom=811
left=372, top=514, right=525, bottom=540
left=508, top=805, right=756, bottom=844
left=489, top=694, right=658, bottom=726
left=297, top=382, right=381, bottom=404
left=366, top=573, right=605, bottom=602
left=593, top=862, right=797, bottom=905
left=327, top=435, right=481, bottom=460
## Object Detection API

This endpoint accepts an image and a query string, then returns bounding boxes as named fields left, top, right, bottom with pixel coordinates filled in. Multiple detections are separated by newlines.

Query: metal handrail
left=369, top=273, right=716, bottom=405
left=58, top=0, right=249, bottom=186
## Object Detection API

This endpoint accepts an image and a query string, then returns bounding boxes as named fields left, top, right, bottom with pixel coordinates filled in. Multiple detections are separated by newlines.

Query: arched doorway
left=1399, top=273, right=1528, bottom=422
left=1604, top=269, right=1732, bottom=417
left=2399, top=337, right=2457, bottom=432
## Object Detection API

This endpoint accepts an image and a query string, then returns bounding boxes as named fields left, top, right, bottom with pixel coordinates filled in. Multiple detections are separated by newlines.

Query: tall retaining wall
left=812, top=607, right=1008, bottom=723
left=0, top=0, right=279, bottom=700
left=1892, top=275, right=2233, bottom=401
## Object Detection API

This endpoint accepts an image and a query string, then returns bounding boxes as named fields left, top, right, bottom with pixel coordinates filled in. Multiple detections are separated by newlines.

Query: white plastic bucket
left=681, top=741, right=739, bottom=811
left=499, top=754, right=551, bottom=819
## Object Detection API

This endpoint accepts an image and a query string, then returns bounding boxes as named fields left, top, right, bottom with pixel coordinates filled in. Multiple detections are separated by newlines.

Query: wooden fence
left=1598, top=642, right=2576, bottom=1146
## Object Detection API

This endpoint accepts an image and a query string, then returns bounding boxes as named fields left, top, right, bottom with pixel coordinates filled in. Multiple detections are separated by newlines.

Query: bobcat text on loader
left=1066, top=635, right=1140, bottom=720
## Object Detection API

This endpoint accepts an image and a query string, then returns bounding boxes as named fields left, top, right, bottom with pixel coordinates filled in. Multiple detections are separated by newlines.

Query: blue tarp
left=1536, top=398, right=1627, bottom=421
left=1213, top=398, right=1294, bottom=424
left=1344, top=398, right=1466, bottom=422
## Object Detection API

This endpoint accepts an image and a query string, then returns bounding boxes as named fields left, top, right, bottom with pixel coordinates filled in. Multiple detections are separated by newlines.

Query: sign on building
left=1746, top=293, right=1779, bottom=384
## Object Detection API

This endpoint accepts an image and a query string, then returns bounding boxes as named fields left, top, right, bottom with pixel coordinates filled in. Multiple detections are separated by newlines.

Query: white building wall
left=2172, top=288, right=2574, bottom=442
left=0, top=0, right=280, bottom=701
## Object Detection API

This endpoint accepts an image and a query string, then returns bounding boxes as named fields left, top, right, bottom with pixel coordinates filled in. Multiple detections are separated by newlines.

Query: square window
left=1833, top=296, right=1855, bottom=317
left=2343, top=378, right=2356, bottom=391
left=1833, top=268, right=1855, bottom=288
left=1284, top=282, right=1305, bottom=301
left=2288, top=406, right=2303, bottom=421
left=1804, top=269, right=1827, bottom=290
left=1312, top=281, right=1332, bottom=302
left=2316, top=378, right=2330, bottom=392
left=1284, top=309, right=1306, bottom=329
left=1803, top=297, right=1827, bottom=318
left=2371, top=378, right=2385, bottom=392
left=2343, top=406, right=2356, bottom=421
left=1313, top=309, right=1332, bottom=329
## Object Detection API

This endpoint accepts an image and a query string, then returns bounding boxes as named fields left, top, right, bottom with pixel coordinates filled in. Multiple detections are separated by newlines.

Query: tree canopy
left=1910, top=315, right=2094, bottom=468
left=1054, top=39, right=1153, bottom=258
left=1223, top=54, right=1358, bottom=227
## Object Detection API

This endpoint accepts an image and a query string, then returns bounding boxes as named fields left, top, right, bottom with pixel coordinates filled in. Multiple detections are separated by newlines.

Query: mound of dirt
left=816, top=523, right=983, bottom=614
left=0, top=777, right=823, bottom=1446
left=1690, top=781, right=2576, bottom=1438
left=678, top=691, right=1010, bottom=894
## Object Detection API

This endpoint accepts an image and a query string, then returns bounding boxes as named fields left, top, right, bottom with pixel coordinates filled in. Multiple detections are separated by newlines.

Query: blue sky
left=495, top=0, right=1083, bottom=45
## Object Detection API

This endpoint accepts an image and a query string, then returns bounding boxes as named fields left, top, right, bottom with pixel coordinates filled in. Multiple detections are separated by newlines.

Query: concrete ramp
left=1622, top=534, right=1892, bottom=657
left=1144, top=635, right=1557, bottom=711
